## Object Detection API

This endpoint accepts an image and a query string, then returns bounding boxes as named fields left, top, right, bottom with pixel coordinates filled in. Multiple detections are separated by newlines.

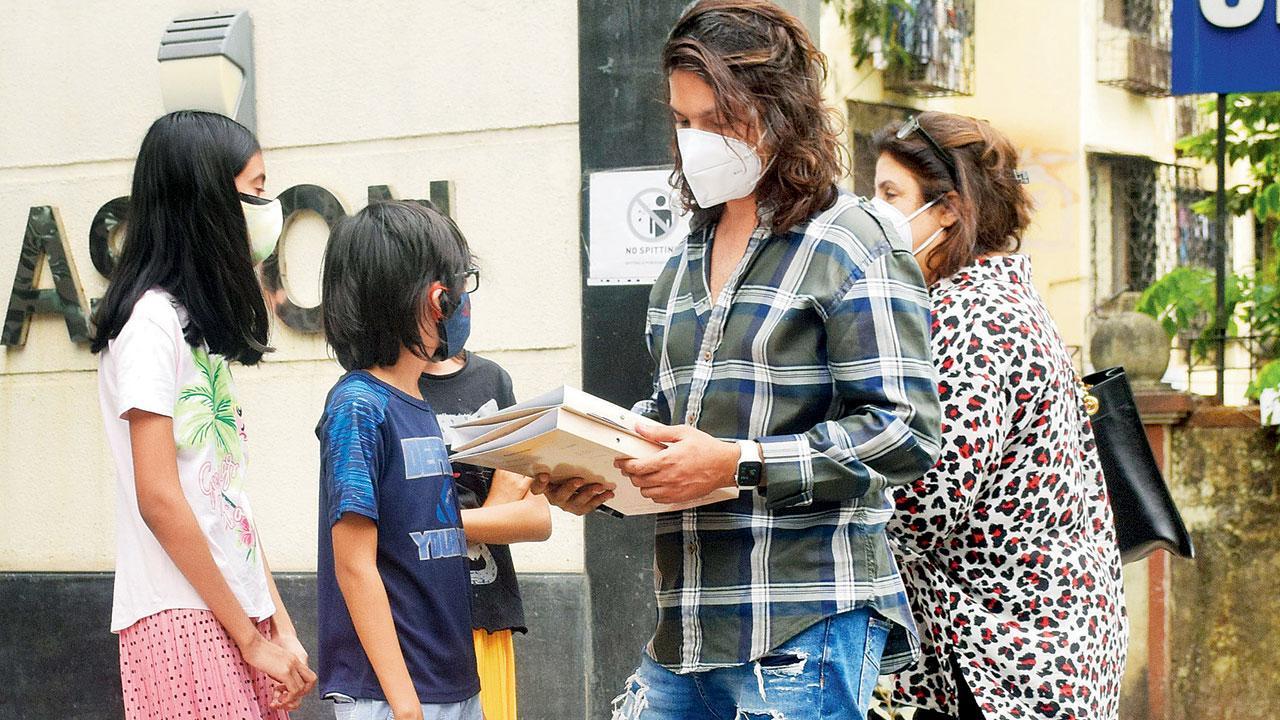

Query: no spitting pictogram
left=588, top=168, right=690, bottom=285
left=628, top=188, right=678, bottom=243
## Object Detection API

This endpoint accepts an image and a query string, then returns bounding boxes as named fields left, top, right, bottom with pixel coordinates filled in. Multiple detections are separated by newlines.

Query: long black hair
left=90, top=110, right=272, bottom=364
left=322, top=201, right=472, bottom=372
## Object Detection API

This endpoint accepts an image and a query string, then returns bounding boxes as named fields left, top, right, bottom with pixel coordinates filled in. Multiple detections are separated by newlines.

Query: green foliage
left=1176, top=94, right=1280, bottom=257
left=1247, top=270, right=1280, bottom=354
left=825, top=0, right=916, bottom=69
left=1249, top=359, right=1280, bottom=401
left=1141, top=93, right=1280, bottom=402
left=1176, top=95, right=1280, bottom=218
left=1136, top=266, right=1245, bottom=360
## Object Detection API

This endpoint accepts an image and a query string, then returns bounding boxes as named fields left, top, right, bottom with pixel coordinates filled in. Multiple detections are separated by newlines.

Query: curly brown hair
left=871, top=111, right=1033, bottom=281
left=661, top=0, right=846, bottom=235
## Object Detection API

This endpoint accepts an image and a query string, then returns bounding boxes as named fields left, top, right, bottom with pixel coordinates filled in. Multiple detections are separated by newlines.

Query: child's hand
left=270, top=684, right=291, bottom=711
left=484, top=469, right=531, bottom=506
left=240, top=633, right=316, bottom=708
left=268, top=633, right=315, bottom=710
left=531, top=473, right=614, bottom=515
left=391, top=700, right=425, bottom=720
left=273, top=632, right=311, bottom=669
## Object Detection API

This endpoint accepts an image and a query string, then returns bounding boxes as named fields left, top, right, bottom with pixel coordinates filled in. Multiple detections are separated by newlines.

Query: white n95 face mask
left=239, top=193, right=284, bottom=264
left=676, top=128, right=765, bottom=208
left=869, top=196, right=945, bottom=256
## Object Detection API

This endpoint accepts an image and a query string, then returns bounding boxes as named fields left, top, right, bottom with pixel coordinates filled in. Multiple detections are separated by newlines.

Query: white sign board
left=588, top=168, right=691, bottom=286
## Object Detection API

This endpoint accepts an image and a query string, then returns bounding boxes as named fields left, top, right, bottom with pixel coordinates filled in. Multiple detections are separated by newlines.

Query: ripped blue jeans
left=613, top=608, right=890, bottom=720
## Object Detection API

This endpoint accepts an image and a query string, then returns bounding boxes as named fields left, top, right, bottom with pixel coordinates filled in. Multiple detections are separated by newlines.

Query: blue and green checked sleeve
left=757, top=245, right=941, bottom=509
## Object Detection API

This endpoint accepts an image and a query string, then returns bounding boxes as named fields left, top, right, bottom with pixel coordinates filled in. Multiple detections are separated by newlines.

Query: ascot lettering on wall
left=1, top=180, right=453, bottom=347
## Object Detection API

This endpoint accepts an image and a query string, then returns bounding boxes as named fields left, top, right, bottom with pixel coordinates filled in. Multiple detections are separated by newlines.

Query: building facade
left=1, top=2, right=586, bottom=717
left=1, top=1, right=1231, bottom=718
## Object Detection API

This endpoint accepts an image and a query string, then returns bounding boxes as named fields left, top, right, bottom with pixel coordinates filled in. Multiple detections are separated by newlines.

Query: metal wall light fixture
left=157, top=10, right=257, bottom=132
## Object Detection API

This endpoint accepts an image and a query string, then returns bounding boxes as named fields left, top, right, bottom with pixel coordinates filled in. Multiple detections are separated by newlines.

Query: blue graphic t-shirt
left=316, top=371, right=479, bottom=704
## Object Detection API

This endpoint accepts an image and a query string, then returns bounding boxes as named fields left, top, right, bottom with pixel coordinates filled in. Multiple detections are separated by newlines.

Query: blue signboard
left=1173, top=0, right=1280, bottom=94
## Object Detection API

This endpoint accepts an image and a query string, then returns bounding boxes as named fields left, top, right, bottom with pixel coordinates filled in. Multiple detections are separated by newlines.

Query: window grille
left=1096, top=0, right=1172, bottom=97
left=883, top=0, right=976, bottom=98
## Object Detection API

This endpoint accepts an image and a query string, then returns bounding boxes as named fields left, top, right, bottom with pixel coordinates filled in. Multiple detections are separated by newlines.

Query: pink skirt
left=118, top=608, right=290, bottom=720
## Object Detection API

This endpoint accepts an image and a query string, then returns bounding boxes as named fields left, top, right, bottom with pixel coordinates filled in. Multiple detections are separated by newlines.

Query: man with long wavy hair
left=536, top=2, right=942, bottom=717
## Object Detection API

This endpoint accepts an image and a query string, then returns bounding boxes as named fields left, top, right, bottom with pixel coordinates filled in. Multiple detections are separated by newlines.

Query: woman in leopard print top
left=870, top=112, right=1127, bottom=720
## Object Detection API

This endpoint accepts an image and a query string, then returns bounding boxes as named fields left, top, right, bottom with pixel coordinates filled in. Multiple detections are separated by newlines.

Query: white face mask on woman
left=239, top=193, right=284, bottom=264
left=869, top=196, right=945, bottom=256
left=676, top=127, right=765, bottom=207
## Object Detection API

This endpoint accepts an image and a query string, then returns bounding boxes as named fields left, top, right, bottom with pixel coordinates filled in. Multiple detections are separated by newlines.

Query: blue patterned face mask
left=432, top=292, right=471, bottom=362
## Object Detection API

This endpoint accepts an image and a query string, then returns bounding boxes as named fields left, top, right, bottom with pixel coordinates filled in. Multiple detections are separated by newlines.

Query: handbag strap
left=1075, top=371, right=1101, bottom=416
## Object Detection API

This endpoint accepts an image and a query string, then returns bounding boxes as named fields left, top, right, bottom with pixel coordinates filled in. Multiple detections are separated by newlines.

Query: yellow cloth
left=473, top=628, right=517, bottom=720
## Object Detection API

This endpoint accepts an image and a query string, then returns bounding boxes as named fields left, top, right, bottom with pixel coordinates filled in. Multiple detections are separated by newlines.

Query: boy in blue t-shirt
left=315, top=201, right=482, bottom=720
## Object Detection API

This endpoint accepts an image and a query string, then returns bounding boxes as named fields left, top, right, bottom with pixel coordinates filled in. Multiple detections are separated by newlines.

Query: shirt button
left=686, top=413, right=696, bottom=424
left=703, top=351, right=712, bottom=361
left=686, top=543, right=697, bottom=555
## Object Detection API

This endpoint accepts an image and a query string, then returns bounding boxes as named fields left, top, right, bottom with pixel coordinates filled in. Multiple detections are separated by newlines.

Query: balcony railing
left=882, top=0, right=975, bottom=98
left=1097, top=0, right=1172, bottom=97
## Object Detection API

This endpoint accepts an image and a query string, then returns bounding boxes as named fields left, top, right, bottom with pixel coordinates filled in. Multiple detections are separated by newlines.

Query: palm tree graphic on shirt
left=176, top=348, right=242, bottom=461
left=175, top=347, right=256, bottom=560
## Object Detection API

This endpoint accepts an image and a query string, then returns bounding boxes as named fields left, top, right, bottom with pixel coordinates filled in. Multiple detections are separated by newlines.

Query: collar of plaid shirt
left=631, top=191, right=943, bottom=674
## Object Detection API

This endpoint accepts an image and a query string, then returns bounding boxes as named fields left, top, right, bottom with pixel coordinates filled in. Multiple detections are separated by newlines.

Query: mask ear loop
left=912, top=226, right=947, bottom=257
left=903, top=196, right=941, bottom=224
left=429, top=283, right=453, bottom=362
left=905, top=195, right=947, bottom=255
left=435, top=284, right=454, bottom=319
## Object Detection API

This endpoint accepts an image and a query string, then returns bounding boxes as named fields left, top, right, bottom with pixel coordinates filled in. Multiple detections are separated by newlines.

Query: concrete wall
left=1167, top=415, right=1280, bottom=720
left=0, top=0, right=585, bottom=575
left=0, top=571, right=589, bottom=720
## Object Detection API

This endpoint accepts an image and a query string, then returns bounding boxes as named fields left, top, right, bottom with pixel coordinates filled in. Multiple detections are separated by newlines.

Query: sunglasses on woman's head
left=896, top=116, right=1032, bottom=187
left=897, top=116, right=960, bottom=187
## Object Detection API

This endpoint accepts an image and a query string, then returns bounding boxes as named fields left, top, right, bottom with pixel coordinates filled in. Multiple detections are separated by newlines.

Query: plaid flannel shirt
left=633, top=191, right=942, bottom=674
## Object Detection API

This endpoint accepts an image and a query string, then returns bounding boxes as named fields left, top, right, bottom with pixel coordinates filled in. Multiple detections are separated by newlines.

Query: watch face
left=737, top=463, right=763, bottom=487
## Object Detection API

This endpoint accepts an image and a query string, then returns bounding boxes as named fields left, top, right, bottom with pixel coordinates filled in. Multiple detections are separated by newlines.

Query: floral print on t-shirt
left=176, top=347, right=257, bottom=561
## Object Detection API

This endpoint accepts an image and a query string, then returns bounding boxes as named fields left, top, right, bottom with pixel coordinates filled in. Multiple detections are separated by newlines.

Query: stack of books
left=449, top=386, right=740, bottom=516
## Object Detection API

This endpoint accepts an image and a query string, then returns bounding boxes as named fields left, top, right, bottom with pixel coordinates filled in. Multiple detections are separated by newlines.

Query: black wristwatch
left=735, top=439, right=764, bottom=488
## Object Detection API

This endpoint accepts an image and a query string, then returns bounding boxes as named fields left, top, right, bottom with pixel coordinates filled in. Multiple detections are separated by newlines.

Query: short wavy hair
left=662, top=0, right=845, bottom=234
left=871, top=111, right=1033, bottom=282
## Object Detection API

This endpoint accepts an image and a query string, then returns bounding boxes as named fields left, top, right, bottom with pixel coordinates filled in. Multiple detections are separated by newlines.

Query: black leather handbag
left=1081, top=366, right=1195, bottom=564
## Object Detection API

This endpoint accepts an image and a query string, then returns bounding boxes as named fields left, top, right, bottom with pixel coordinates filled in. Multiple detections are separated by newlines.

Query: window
left=846, top=101, right=916, bottom=198
left=1096, top=0, right=1172, bottom=97
left=1175, top=95, right=1213, bottom=145
left=882, top=0, right=976, bottom=97
left=1089, top=154, right=1217, bottom=304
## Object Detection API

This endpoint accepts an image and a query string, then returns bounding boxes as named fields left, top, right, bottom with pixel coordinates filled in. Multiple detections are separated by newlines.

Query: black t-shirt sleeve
left=496, top=366, right=517, bottom=409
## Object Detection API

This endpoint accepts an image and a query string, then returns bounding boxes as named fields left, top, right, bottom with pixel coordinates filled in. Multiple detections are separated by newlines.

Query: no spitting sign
left=588, top=168, right=691, bottom=285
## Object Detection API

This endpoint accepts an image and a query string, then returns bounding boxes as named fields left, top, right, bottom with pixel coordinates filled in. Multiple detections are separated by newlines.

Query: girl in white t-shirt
left=91, top=111, right=316, bottom=719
